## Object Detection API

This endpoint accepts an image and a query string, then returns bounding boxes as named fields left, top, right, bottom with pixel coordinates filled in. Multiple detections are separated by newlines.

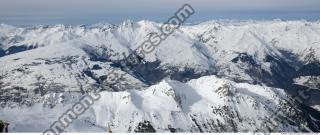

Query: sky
left=0, top=0, right=319, bottom=25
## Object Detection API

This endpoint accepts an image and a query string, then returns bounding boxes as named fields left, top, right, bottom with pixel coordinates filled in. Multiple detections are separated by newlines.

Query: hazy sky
left=0, top=0, right=319, bottom=25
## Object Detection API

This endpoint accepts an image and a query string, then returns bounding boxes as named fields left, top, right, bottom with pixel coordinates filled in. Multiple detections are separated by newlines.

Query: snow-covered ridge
left=1, top=20, right=319, bottom=54
left=0, top=20, right=319, bottom=102
left=1, top=20, right=319, bottom=63
left=1, top=20, right=319, bottom=87
left=0, top=75, right=316, bottom=132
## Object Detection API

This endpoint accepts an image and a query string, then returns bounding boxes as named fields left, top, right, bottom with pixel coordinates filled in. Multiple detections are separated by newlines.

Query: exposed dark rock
left=232, top=53, right=257, bottom=66
left=92, top=64, right=102, bottom=70
left=7, top=45, right=36, bottom=55
left=296, top=62, right=320, bottom=77
left=0, top=49, right=5, bottom=57
left=0, top=120, right=9, bottom=133
left=168, top=125, right=176, bottom=133
left=134, top=121, right=156, bottom=133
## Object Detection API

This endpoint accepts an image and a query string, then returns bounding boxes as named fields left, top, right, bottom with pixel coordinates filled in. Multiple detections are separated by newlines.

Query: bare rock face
left=0, top=120, right=9, bottom=133
left=215, top=82, right=236, bottom=97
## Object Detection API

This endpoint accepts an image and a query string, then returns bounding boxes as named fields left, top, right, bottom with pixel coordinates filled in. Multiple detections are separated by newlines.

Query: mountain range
left=0, top=20, right=319, bottom=132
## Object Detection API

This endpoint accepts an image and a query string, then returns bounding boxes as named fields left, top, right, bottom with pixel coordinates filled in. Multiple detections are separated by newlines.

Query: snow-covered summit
left=1, top=75, right=318, bottom=132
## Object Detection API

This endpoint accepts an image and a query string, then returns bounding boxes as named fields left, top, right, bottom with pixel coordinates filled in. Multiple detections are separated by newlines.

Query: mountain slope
left=1, top=75, right=319, bottom=132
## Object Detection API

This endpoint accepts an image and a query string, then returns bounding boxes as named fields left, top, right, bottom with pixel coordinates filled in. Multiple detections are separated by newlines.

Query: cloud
left=1, top=0, right=319, bottom=15
left=0, top=0, right=319, bottom=25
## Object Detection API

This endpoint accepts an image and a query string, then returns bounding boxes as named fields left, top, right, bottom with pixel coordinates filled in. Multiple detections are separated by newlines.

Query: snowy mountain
left=1, top=75, right=319, bottom=132
left=0, top=20, right=320, bottom=132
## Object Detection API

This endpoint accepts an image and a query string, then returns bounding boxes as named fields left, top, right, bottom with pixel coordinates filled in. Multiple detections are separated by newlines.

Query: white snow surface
left=312, top=105, right=320, bottom=112
left=0, top=75, right=299, bottom=132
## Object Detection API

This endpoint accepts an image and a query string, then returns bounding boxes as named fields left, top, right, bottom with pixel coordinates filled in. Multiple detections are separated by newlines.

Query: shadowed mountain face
left=0, top=20, right=319, bottom=132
